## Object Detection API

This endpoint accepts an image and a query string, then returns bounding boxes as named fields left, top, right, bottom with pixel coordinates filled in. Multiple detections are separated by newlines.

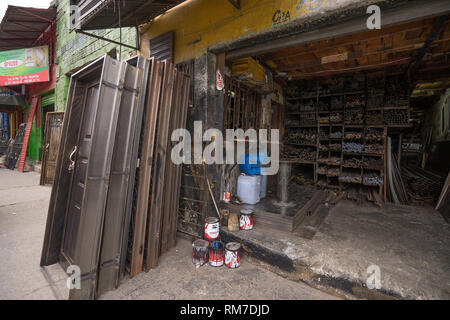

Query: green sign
left=0, top=46, right=49, bottom=86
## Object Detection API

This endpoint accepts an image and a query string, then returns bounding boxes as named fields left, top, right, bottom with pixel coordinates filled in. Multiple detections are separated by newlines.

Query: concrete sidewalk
left=0, top=168, right=336, bottom=300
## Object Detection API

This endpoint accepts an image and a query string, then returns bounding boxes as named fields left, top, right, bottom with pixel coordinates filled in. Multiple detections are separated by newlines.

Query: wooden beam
left=225, top=0, right=450, bottom=60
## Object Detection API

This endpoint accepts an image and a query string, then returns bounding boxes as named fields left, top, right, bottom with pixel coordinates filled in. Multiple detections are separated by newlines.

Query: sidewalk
left=0, top=168, right=336, bottom=300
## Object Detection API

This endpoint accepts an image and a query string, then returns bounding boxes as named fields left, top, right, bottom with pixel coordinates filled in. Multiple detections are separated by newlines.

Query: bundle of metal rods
left=344, top=131, right=363, bottom=140
left=329, top=143, right=341, bottom=151
left=344, top=110, right=364, bottom=124
left=345, top=95, right=365, bottom=107
left=384, top=109, right=408, bottom=125
left=364, top=144, right=384, bottom=154
left=330, top=131, right=343, bottom=139
left=317, top=166, right=327, bottom=175
left=401, top=164, right=445, bottom=205
left=363, top=173, right=383, bottom=186
left=285, top=130, right=317, bottom=144
left=366, top=111, right=384, bottom=125
left=339, top=171, right=362, bottom=183
left=330, top=112, right=342, bottom=123
left=363, top=157, right=384, bottom=170
left=343, top=142, right=363, bottom=153
left=365, top=128, right=384, bottom=142
left=282, top=147, right=316, bottom=161
left=327, top=167, right=340, bottom=177
left=343, top=157, right=363, bottom=168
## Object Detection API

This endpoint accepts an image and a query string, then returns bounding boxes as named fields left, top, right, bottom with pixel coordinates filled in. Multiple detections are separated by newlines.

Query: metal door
left=60, top=82, right=99, bottom=265
left=40, top=112, right=65, bottom=185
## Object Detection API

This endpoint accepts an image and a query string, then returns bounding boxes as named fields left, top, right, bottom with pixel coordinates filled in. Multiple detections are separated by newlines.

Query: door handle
left=68, top=146, right=77, bottom=172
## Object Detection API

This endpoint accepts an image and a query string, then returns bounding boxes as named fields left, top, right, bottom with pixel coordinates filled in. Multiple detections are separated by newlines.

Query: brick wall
left=54, top=0, right=137, bottom=111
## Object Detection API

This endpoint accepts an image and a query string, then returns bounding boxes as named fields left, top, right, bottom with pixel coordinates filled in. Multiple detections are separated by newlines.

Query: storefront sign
left=0, top=46, right=49, bottom=86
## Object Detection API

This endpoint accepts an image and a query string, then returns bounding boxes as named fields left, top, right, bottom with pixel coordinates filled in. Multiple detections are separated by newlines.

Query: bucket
left=208, top=241, right=224, bottom=267
left=192, top=239, right=209, bottom=267
left=204, top=217, right=220, bottom=240
left=240, top=208, right=254, bottom=230
left=225, top=242, right=241, bottom=268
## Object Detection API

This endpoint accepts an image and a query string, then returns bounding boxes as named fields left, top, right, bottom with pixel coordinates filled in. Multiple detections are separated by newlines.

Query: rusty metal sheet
left=129, top=58, right=163, bottom=277
left=145, top=61, right=175, bottom=269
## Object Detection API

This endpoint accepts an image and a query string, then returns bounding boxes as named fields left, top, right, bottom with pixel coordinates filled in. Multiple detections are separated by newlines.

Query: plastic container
left=237, top=174, right=261, bottom=205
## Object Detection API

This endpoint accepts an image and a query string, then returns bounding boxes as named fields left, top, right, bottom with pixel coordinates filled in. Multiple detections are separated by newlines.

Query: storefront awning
left=76, top=0, right=186, bottom=30
left=0, top=5, right=56, bottom=51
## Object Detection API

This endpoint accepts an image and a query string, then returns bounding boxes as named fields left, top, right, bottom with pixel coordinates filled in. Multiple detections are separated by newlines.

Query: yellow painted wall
left=141, top=0, right=361, bottom=64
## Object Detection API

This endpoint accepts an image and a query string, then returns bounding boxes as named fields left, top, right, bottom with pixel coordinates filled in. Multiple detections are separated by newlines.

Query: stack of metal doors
left=40, top=54, right=149, bottom=300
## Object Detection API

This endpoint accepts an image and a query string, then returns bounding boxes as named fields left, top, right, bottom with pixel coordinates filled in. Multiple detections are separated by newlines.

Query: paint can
left=208, top=241, right=224, bottom=267
left=223, top=191, right=231, bottom=203
left=192, top=239, right=209, bottom=267
left=239, top=208, right=254, bottom=230
left=204, top=217, right=220, bottom=240
left=225, top=242, right=241, bottom=269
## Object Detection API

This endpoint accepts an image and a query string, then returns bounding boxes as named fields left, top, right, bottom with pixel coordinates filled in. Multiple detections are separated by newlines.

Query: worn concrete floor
left=227, top=199, right=450, bottom=300
left=0, top=168, right=335, bottom=300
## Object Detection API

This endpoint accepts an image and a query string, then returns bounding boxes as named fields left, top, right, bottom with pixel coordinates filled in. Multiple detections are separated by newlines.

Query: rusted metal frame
left=130, top=58, right=163, bottom=277
left=40, top=112, right=64, bottom=186
left=40, top=114, right=51, bottom=186
left=160, top=71, right=183, bottom=254
left=169, top=75, right=191, bottom=248
left=145, top=61, right=176, bottom=269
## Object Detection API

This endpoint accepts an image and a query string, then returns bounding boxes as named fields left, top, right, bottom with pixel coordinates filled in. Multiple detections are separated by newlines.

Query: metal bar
left=129, top=58, right=163, bottom=277
left=75, top=29, right=139, bottom=51
left=145, top=61, right=176, bottom=270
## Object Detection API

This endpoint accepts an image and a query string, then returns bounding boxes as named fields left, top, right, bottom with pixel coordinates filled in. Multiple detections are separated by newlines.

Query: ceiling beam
left=407, top=14, right=449, bottom=79
left=290, top=57, right=411, bottom=79
left=225, top=0, right=450, bottom=60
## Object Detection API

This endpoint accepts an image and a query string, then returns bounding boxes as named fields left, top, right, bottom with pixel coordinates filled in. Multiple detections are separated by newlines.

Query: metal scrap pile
left=402, top=165, right=445, bottom=205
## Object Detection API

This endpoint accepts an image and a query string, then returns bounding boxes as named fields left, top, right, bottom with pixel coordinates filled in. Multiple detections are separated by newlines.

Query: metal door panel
left=67, top=56, right=128, bottom=300
left=40, top=77, right=90, bottom=266
left=97, top=63, right=142, bottom=295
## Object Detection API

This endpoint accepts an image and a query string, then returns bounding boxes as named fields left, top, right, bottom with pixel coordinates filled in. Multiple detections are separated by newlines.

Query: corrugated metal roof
left=76, top=0, right=186, bottom=30
left=0, top=5, right=56, bottom=51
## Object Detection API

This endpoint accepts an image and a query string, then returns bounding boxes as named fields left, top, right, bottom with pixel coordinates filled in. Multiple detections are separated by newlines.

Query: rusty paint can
left=225, top=242, right=241, bottom=269
left=227, top=213, right=239, bottom=232
left=209, top=241, right=224, bottom=267
left=192, top=239, right=209, bottom=267
left=204, top=217, right=220, bottom=240
left=240, top=208, right=254, bottom=230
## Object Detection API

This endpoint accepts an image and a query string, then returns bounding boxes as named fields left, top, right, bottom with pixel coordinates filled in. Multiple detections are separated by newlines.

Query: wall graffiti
left=272, top=9, right=291, bottom=25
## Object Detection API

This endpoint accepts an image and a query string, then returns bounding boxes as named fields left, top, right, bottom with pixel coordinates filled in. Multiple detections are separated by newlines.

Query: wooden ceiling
left=257, top=16, right=450, bottom=83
